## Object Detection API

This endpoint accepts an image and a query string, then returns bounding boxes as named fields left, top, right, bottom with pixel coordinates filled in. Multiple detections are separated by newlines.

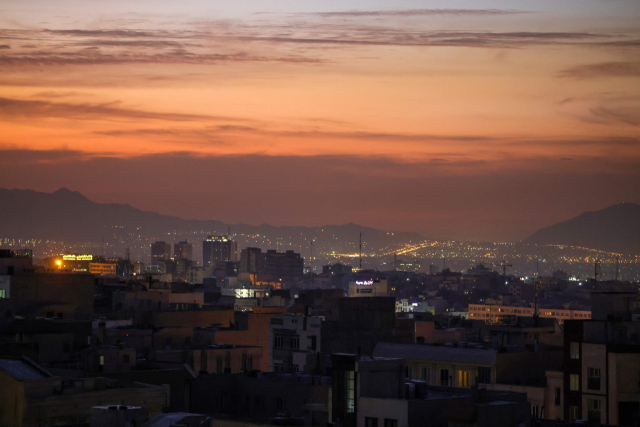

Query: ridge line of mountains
left=0, top=187, right=638, bottom=255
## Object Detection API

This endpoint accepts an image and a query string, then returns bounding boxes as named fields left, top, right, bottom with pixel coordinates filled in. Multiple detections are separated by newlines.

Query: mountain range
left=524, top=202, right=640, bottom=255
left=0, top=188, right=422, bottom=256
left=0, top=188, right=638, bottom=256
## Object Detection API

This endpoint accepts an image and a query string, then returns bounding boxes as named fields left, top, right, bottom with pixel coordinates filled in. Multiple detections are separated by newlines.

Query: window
left=274, top=363, right=284, bottom=372
left=292, top=364, right=299, bottom=372
left=421, top=367, right=429, bottom=382
left=99, top=355, right=104, bottom=365
left=588, top=399, right=601, bottom=423
left=588, top=367, right=601, bottom=390
left=292, top=336, right=299, bottom=349
left=405, top=366, right=412, bottom=379
left=554, top=387, right=561, bottom=406
left=275, top=335, right=284, bottom=348
left=532, top=405, right=539, bottom=419
left=0, top=289, right=5, bottom=298
left=458, top=370, right=471, bottom=387
left=570, top=342, right=580, bottom=359
left=277, top=397, right=286, bottom=411
left=478, top=367, right=491, bottom=384
left=569, top=406, right=581, bottom=421
left=309, top=335, right=317, bottom=351
left=365, top=418, right=378, bottom=427
left=123, top=354, right=130, bottom=363
left=254, top=395, right=264, bottom=410
left=440, top=369, right=449, bottom=386
left=384, top=419, right=398, bottom=427
left=345, top=370, right=356, bottom=413
left=570, top=374, right=580, bottom=391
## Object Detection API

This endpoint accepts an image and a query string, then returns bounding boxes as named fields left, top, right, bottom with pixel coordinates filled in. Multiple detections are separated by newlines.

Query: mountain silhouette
left=524, top=203, right=640, bottom=255
left=0, top=188, right=422, bottom=256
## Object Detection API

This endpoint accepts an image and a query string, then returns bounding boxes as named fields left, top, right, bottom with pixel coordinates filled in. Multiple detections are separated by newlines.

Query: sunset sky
left=0, top=0, right=639, bottom=241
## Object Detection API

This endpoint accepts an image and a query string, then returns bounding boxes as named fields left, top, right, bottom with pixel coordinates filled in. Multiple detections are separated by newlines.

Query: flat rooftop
left=0, top=358, right=51, bottom=381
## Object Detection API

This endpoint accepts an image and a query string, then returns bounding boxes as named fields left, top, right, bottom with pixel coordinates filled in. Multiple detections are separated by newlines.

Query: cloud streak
left=0, top=97, right=224, bottom=122
left=309, top=9, right=529, bottom=18
left=559, top=62, right=640, bottom=78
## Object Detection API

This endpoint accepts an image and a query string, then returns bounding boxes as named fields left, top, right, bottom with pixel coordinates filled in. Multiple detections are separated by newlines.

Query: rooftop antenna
left=228, top=227, right=231, bottom=237
left=102, top=236, right=104, bottom=257
left=359, top=232, right=362, bottom=271
left=615, top=256, right=619, bottom=281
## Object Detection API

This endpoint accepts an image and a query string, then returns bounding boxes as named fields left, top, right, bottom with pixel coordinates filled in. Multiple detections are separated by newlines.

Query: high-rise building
left=203, top=235, right=237, bottom=267
left=150, top=241, right=170, bottom=266
left=264, top=250, right=304, bottom=283
left=239, top=247, right=265, bottom=274
left=174, top=241, right=193, bottom=261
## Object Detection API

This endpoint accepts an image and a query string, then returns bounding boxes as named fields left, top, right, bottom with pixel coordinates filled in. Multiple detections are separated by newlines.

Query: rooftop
left=373, top=342, right=497, bottom=365
left=0, top=357, right=51, bottom=381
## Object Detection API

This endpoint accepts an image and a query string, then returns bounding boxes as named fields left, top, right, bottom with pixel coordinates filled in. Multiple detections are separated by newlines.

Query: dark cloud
left=73, top=39, right=196, bottom=48
left=43, top=29, right=161, bottom=38
left=0, top=45, right=10, bottom=49
left=0, top=97, right=218, bottom=122
left=309, top=9, right=529, bottom=17
left=0, top=49, right=322, bottom=67
left=236, top=31, right=616, bottom=49
left=0, top=50, right=303, bottom=68
left=558, top=62, right=640, bottom=78
left=96, top=125, right=494, bottom=144
left=589, top=105, right=640, bottom=126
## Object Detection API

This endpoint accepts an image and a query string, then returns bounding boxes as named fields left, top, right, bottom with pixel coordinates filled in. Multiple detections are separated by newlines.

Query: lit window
left=570, top=342, right=580, bottom=359
left=458, top=370, right=471, bottom=387
left=570, top=374, right=580, bottom=391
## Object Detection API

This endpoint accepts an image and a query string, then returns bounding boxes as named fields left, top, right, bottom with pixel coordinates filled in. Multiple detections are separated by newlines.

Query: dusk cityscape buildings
left=0, top=0, right=639, bottom=425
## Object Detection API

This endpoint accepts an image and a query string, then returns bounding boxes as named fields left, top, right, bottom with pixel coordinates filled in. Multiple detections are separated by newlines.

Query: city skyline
left=0, top=0, right=639, bottom=241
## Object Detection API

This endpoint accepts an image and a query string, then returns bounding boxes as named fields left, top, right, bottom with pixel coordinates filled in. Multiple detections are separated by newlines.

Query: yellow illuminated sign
left=62, top=254, right=93, bottom=261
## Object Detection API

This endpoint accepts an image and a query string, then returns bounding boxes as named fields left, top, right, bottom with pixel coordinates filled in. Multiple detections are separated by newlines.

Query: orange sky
left=0, top=1, right=639, bottom=241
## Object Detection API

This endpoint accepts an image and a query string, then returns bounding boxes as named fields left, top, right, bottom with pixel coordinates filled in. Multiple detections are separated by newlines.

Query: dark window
left=421, top=367, right=429, bottom=381
left=277, top=397, right=286, bottom=411
left=365, top=418, right=378, bottom=427
left=440, top=369, right=449, bottom=386
left=554, top=387, right=561, bottom=406
left=292, top=336, right=299, bottom=349
left=309, top=335, right=317, bottom=351
left=123, top=354, right=130, bottom=363
left=588, top=367, right=601, bottom=390
left=275, top=335, right=284, bottom=348
left=384, top=419, right=398, bottom=427
left=254, top=395, right=264, bottom=410
left=478, top=367, right=491, bottom=384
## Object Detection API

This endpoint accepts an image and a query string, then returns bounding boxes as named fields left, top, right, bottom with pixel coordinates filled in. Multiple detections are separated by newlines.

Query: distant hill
left=0, top=188, right=422, bottom=257
left=524, top=203, right=640, bottom=255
